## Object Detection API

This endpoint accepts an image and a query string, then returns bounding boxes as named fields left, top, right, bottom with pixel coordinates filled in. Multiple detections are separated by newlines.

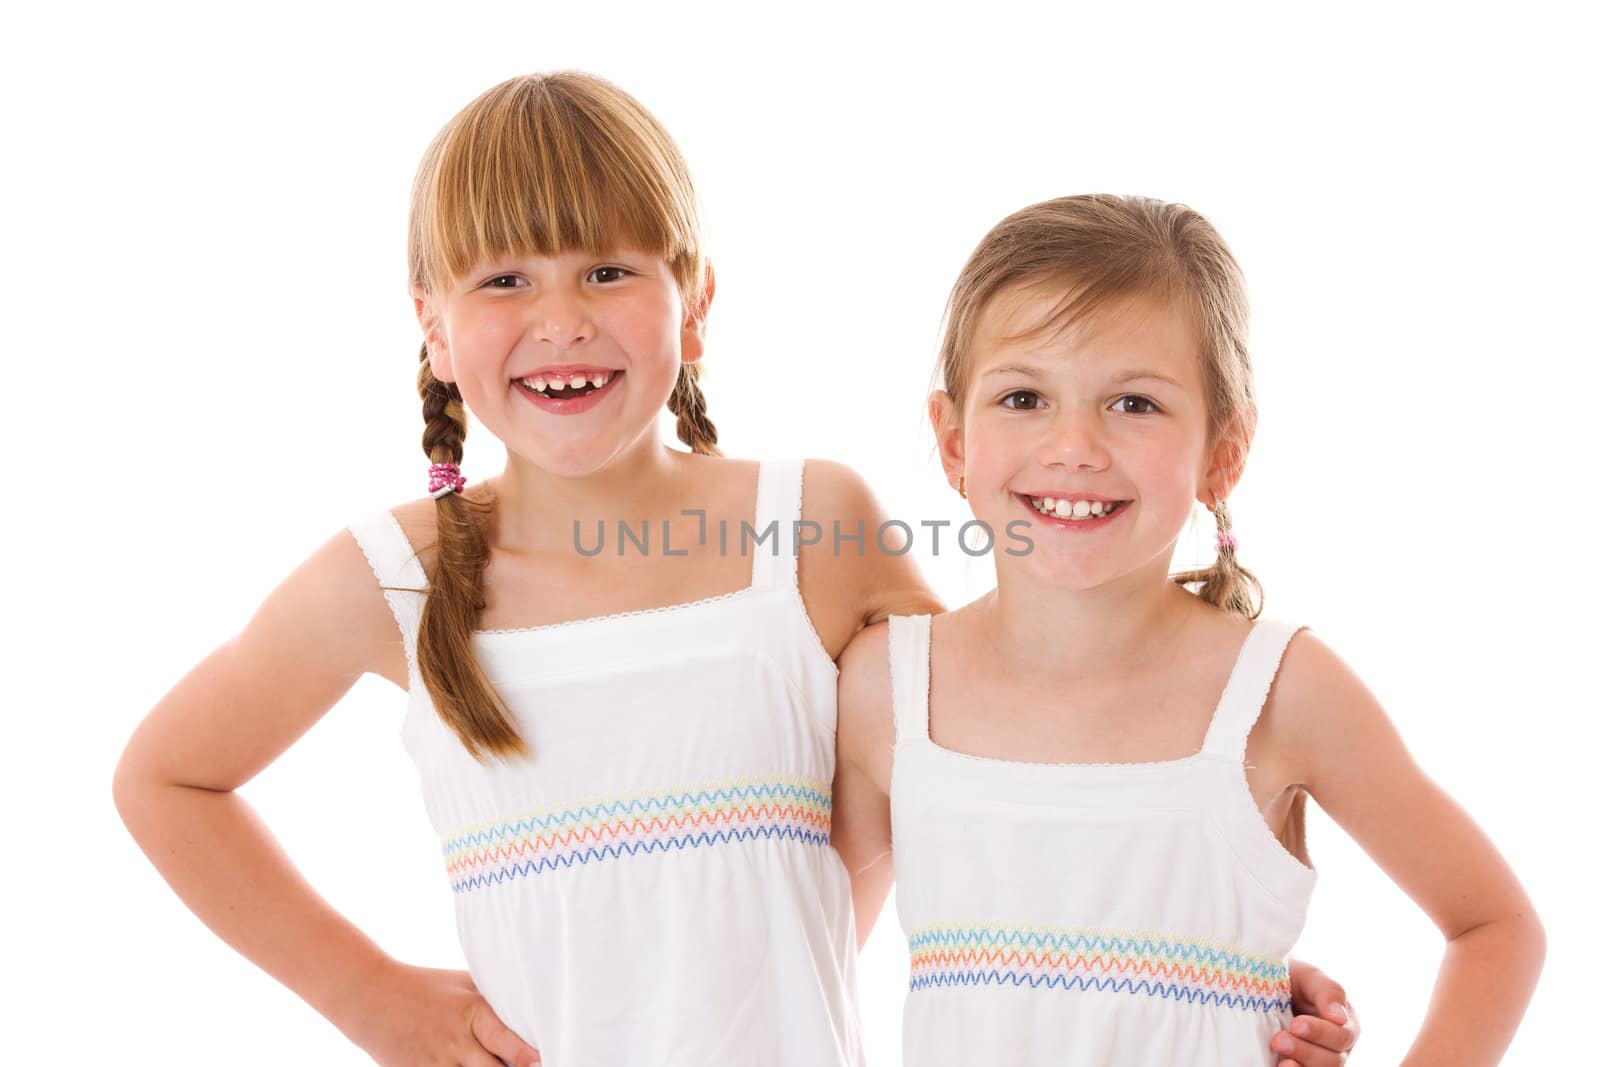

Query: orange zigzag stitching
left=909, top=950, right=1287, bottom=995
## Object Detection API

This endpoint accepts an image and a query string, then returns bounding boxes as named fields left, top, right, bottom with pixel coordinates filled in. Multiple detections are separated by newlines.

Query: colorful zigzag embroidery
left=907, top=924, right=1291, bottom=1014
left=441, top=776, right=831, bottom=893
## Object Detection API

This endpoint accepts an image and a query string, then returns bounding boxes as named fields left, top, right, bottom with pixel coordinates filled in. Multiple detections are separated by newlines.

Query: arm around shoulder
left=799, top=459, right=944, bottom=658
left=1273, top=632, right=1545, bottom=1067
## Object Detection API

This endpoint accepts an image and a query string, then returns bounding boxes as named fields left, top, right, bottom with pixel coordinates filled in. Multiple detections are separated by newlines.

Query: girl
left=833, top=195, right=1543, bottom=1066
left=112, top=76, right=1355, bottom=1066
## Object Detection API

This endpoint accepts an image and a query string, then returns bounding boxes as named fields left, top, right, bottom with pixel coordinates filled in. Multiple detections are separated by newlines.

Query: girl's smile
left=514, top=365, right=626, bottom=414
left=416, top=248, right=708, bottom=477
left=1019, top=493, right=1131, bottom=529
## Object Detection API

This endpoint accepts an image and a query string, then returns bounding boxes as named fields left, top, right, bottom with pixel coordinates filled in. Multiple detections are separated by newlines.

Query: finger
left=1287, top=1012, right=1356, bottom=1053
left=1333, top=999, right=1361, bottom=1044
left=469, top=1003, right=541, bottom=1067
left=1287, top=960, right=1340, bottom=1017
left=1293, top=969, right=1359, bottom=1050
left=1270, top=1029, right=1345, bottom=1067
left=461, top=1044, right=540, bottom=1067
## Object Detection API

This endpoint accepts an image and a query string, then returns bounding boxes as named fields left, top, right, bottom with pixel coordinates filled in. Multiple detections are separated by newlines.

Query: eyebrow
left=978, top=364, right=1188, bottom=390
left=1110, top=369, right=1187, bottom=389
left=979, top=363, right=1045, bottom=379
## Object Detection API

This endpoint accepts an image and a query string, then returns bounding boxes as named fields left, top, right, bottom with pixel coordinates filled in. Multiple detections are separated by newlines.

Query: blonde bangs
left=410, top=74, right=704, bottom=304
left=1001, top=268, right=1186, bottom=351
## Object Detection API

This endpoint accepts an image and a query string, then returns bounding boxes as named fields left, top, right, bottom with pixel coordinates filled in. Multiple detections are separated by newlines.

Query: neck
left=488, top=436, right=693, bottom=551
left=980, top=561, right=1202, bottom=684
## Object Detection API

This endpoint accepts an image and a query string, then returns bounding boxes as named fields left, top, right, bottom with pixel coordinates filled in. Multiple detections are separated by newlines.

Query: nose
left=1037, top=409, right=1110, bottom=471
left=532, top=285, right=595, bottom=349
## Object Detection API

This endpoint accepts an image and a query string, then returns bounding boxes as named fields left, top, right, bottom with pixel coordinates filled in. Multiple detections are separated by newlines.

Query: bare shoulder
left=1269, top=628, right=1380, bottom=725
left=387, top=494, right=445, bottom=563
left=302, top=513, right=423, bottom=687
left=800, top=457, right=876, bottom=514
left=1255, top=626, right=1390, bottom=787
left=798, top=459, right=943, bottom=658
left=115, top=518, right=413, bottom=794
left=836, top=620, right=897, bottom=790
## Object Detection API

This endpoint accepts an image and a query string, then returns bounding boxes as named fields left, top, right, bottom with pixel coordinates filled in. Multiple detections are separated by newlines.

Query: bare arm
left=1279, top=633, right=1544, bottom=1066
left=795, top=460, right=935, bottom=940
left=112, top=528, right=539, bottom=1067
left=797, top=459, right=945, bottom=660
left=832, top=622, right=899, bottom=947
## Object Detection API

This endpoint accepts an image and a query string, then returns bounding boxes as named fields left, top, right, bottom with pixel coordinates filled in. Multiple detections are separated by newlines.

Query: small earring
left=958, top=476, right=967, bottom=499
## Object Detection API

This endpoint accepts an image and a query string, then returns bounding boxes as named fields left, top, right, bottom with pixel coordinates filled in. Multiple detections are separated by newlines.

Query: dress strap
left=1200, top=619, right=1307, bottom=759
left=887, top=614, right=933, bottom=743
left=347, top=510, right=429, bottom=676
left=749, top=458, right=805, bottom=592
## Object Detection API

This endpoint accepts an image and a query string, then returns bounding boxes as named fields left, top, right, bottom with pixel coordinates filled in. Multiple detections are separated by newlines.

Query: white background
left=4, top=1, right=1592, bottom=1063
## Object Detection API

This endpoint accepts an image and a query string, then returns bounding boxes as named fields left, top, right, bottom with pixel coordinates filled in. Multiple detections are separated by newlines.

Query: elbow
left=1448, top=898, right=1547, bottom=987
left=1523, top=906, right=1548, bottom=979
left=110, top=742, right=144, bottom=830
left=111, top=736, right=168, bottom=834
left=1502, top=889, right=1547, bottom=981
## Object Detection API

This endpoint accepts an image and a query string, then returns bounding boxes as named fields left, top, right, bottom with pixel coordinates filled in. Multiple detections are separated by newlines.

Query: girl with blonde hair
left=115, top=79, right=1357, bottom=1066
left=834, top=194, right=1541, bottom=1066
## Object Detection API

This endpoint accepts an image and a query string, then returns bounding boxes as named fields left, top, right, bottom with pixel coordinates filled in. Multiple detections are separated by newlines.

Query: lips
left=514, top=369, right=623, bottom=415
left=1016, top=492, right=1132, bottom=528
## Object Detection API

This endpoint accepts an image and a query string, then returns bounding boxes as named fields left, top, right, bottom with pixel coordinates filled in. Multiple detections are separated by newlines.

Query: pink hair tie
left=1215, top=530, right=1238, bottom=552
left=428, top=462, right=467, bottom=499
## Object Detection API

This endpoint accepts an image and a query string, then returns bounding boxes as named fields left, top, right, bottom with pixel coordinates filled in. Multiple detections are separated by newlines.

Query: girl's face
left=414, top=248, right=708, bottom=477
left=932, top=284, right=1246, bottom=592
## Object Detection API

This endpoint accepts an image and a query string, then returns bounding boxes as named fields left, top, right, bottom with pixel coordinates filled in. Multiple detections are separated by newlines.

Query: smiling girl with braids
left=113, top=76, right=1358, bottom=1066
left=832, top=194, right=1543, bottom=1066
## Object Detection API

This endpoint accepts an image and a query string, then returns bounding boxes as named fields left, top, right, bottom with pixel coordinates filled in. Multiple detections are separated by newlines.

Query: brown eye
left=1001, top=390, right=1041, bottom=411
left=1112, top=395, right=1160, bottom=415
left=588, top=266, right=630, bottom=283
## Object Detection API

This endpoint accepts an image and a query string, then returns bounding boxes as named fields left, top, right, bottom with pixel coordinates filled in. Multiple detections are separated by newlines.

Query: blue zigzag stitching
left=907, top=970, right=1292, bottom=1014
left=441, top=781, right=831, bottom=854
left=906, top=929, right=1285, bottom=980
left=449, top=824, right=832, bottom=892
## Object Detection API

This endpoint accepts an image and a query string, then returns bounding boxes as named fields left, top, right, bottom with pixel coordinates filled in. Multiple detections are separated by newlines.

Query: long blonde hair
left=936, top=194, right=1263, bottom=619
left=407, top=72, right=720, bottom=760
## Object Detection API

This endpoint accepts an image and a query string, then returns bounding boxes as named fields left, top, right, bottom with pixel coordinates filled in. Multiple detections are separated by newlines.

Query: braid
left=417, top=344, right=467, bottom=465
left=666, top=363, right=721, bottom=456
left=414, top=343, right=526, bottom=759
left=1170, top=498, right=1264, bottom=620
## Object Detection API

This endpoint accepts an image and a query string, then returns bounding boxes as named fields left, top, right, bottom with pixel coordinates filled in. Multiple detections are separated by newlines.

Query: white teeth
left=1028, top=496, right=1121, bottom=521
left=522, top=372, right=614, bottom=393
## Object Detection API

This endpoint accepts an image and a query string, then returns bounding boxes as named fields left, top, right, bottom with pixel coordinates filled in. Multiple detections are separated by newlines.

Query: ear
left=680, top=261, right=716, bottom=366
left=412, top=284, right=454, bottom=383
left=928, top=389, right=966, bottom=495
left=1200, top=404, right=1257, bottom=504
